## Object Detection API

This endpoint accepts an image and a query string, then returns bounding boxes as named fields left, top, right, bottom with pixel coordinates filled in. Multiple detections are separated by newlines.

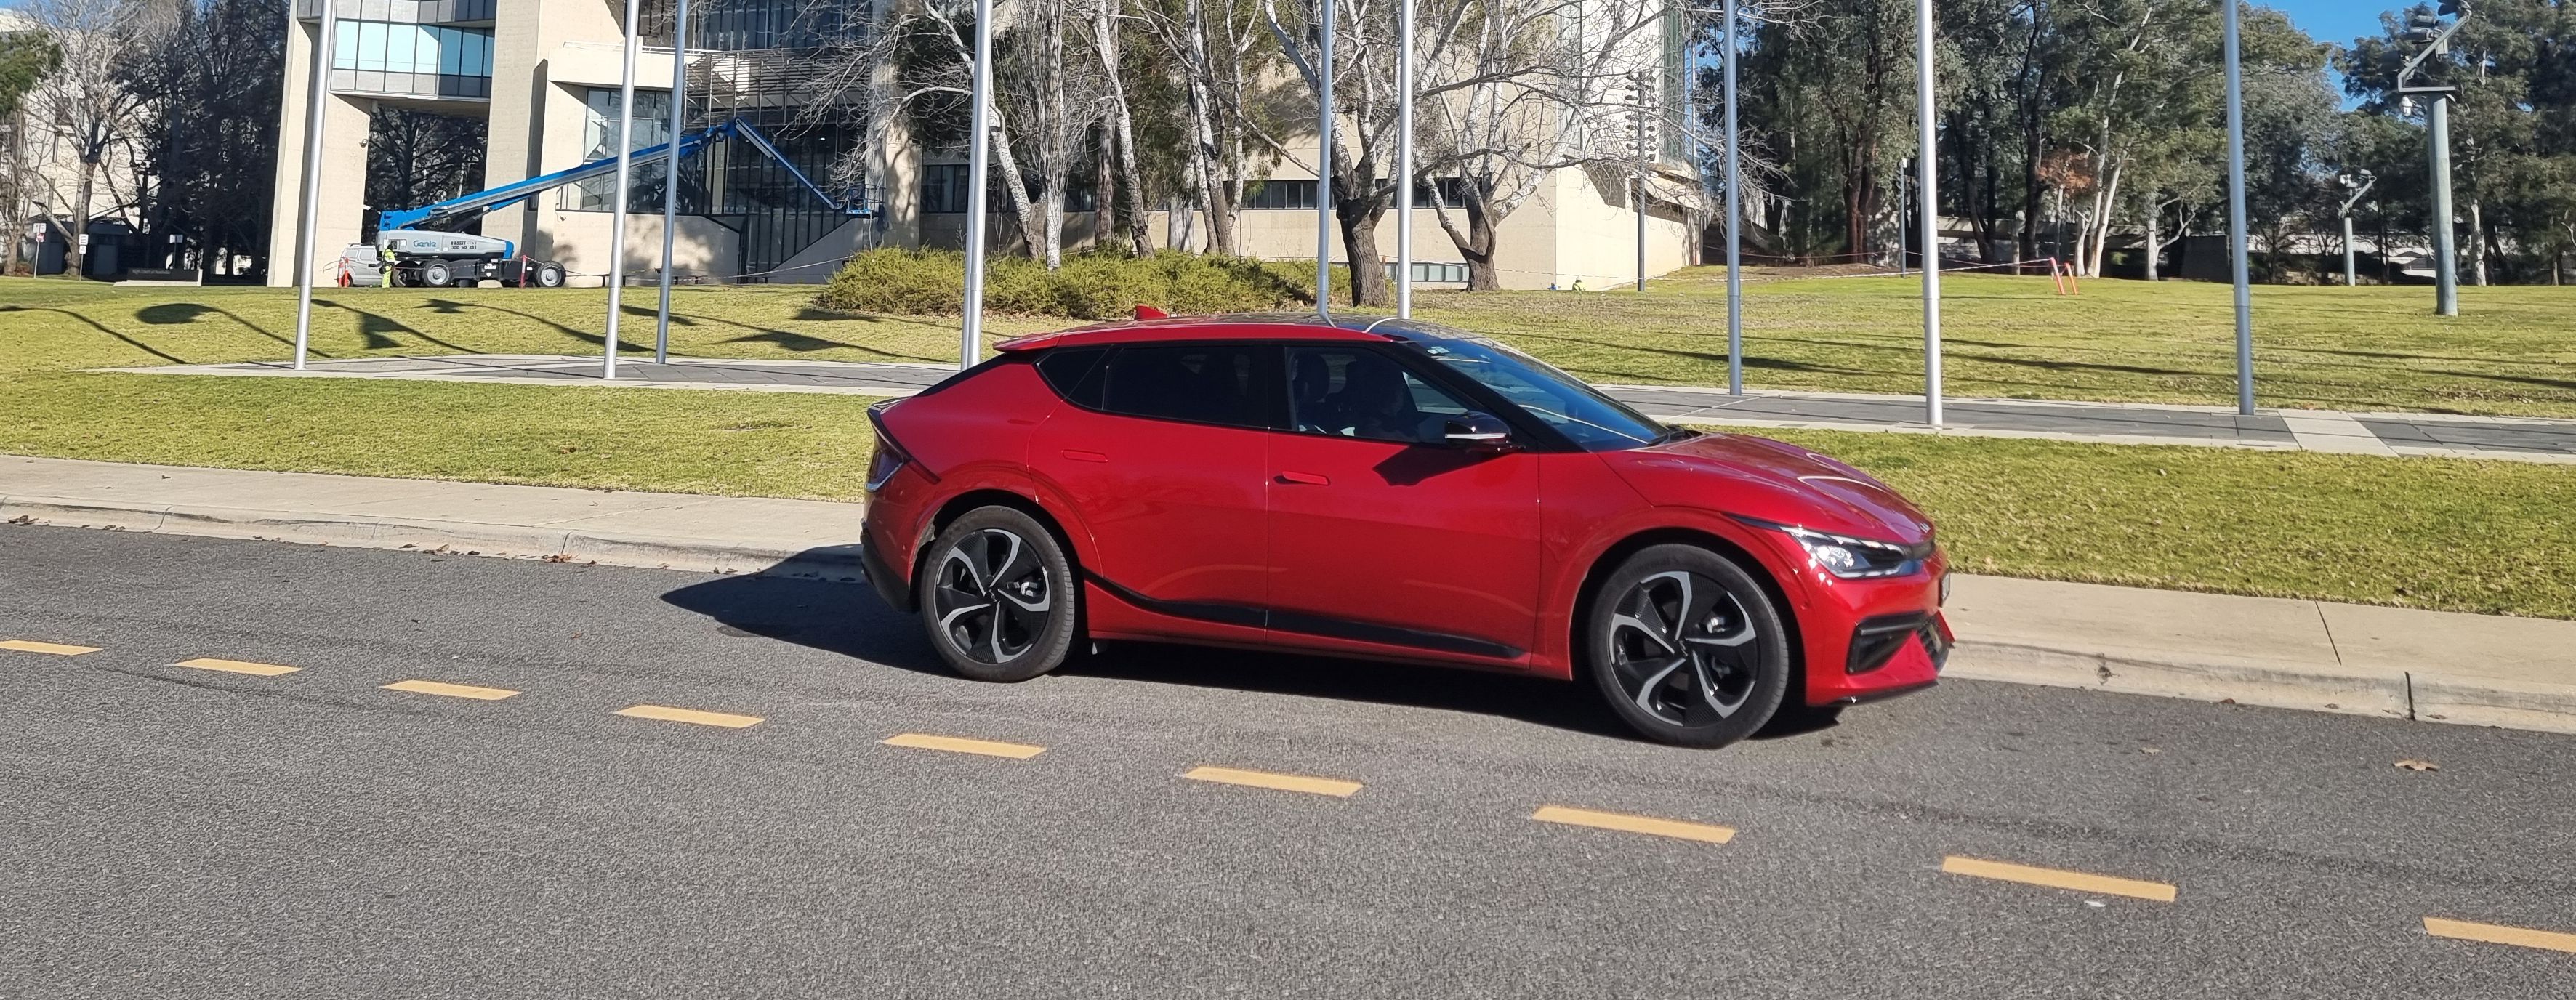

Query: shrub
left=816, top=247, right=1306, bottom=320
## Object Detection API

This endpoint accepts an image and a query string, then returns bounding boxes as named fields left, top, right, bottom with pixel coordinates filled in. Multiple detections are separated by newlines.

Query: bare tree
left=18, top=0, right=177, bottom=278
left=1135, top=0, right=1280, bottom=257
left=1418, top=0, right=1670, bottom=291
left=1084, top=0, right=1153, bottom=254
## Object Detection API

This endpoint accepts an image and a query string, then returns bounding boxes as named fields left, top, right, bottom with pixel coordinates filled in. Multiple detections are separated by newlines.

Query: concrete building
left=267, top=0, right=1691, bottom=291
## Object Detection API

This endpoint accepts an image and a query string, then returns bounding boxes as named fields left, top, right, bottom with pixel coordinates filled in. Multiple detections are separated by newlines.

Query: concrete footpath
left=7, top=453, right=2571, bottom=735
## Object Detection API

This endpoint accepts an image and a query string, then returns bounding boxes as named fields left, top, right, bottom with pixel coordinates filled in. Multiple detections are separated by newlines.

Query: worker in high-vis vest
left=379, top=241, right=402, bottom=287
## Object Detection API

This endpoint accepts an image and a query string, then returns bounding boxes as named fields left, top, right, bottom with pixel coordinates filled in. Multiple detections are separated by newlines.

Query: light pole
left=1722, top=0, right=1742, bottom=396
left=1316, top=0, right=1337, bottom=320
left=2400, top=1, right=2471, bottom=317
left=289, top=0, right=339, bottom=371
left=2335, top=171, right=2377, bottom=287
left=655, top=0, right=690, bottom=364
left=960, top=0, right=995, bottom=369
left=1395, top=0, right=1414, bottom=317
left=603, top=0, right=644, bottom=379
left=1913, top=0, right=1941, bottom=426
left=2223, top=0, right=2253, bottom=415
left=1634, top=73, right=1649, bottom=293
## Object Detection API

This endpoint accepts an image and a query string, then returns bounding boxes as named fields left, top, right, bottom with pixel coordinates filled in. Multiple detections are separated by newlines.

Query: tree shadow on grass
left=31, top=307, right=195, bottom=365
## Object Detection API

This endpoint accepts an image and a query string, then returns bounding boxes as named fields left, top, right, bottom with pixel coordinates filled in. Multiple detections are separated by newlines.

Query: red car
left=859, top=314, right=1950, bottom=747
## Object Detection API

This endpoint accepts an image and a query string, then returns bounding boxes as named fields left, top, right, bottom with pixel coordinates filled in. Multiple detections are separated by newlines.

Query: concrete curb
left=1947, top=640, right=2576, bottom=736
left=0, top=495, right=870, bottom=582
left=7, top=491, right=2571, bottom=735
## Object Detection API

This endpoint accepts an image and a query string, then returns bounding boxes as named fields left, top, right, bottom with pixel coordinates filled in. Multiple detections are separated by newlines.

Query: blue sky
left=2272, top=1, right=2396, bottom=51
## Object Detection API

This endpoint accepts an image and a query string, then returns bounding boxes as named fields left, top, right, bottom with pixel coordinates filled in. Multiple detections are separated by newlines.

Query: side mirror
left=1442, top=411, right=1513, bottom=450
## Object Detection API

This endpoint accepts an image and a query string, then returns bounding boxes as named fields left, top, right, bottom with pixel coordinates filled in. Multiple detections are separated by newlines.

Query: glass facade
left=571, top=88, right=678, bottom=211
left=331, top=20, right=494, bottom=99
left=639, top=0, right=865, bottom=51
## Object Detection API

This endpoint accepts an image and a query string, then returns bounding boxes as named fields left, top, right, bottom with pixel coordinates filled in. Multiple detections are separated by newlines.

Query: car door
left=1262, top=344, right=1542, bottom=664
left=1027, top=342, right=1279, bottom=639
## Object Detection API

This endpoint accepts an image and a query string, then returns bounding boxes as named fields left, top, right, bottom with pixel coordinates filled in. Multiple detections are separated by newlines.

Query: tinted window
left=1396, top=334, right=1665, bottom=451
left=1098, top=344, right=1267, bottom=427
left=1037, top=347, right=1108, bottom=408
left=1285, top=347, right=1473, bottom=445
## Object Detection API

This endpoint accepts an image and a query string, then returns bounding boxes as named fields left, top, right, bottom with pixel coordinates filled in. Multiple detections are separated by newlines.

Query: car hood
left=1601, top=431, right=1935, bottom=545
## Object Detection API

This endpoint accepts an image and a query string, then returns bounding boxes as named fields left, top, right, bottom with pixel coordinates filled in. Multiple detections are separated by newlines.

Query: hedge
left=816, top=248, right=1319, bottom=320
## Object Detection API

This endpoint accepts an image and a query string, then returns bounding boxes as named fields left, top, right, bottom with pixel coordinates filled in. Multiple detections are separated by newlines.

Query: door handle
left=1276, top=470, right=1330, bottom=485
left=1060, top=449, right=1108, bottom=464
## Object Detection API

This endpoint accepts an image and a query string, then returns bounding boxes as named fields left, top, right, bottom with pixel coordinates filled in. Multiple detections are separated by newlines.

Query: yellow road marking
left=1, top=640, right=100, bottom=656
left=1941, top=855, right=2177, bottom=903
left=883, top=733, right=1045, bottom=759
left=1182, top=765, right=1361, bottom=798
left=615, top=704, right=764, bottom=729
left=382, top=679, right=520, bottom=701
left=2424, top=917, right=2576, bottom=954
left=1531, top=805, right=1736, bottom=844
left=174, top=657, right=301, bottom=677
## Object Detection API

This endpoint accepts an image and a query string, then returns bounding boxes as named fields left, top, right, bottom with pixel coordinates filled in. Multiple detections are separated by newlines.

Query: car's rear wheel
left=1585, top=544, right=1790, bottom=748
left=917, top=507, right=1079, bottom=682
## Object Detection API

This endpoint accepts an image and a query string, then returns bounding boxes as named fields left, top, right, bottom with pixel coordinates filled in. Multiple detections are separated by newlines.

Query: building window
left=1409, top=178, right=1469, bottom=206
left=330, top=20, right=492, bottom=99
left=568, top=87, right=675, bottom=211
left=921, top=164, right=969, bottom=214
left=1390, top=261, right=1468, bottom=283
left=1241, top=179, right=1317, bottom=211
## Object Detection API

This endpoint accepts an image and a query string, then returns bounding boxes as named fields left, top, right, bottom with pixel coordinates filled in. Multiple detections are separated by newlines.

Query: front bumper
left=1780, top=552, right=1952, bottom=707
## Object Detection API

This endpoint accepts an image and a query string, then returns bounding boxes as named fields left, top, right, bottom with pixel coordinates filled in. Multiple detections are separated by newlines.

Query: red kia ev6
left=859, top=314, right=1951, bottom=747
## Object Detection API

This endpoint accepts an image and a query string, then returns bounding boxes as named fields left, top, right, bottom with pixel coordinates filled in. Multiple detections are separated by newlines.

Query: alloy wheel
left=930, top=528, right=1054, bottom=664
left=1606, top=570, right=1760, bottom=727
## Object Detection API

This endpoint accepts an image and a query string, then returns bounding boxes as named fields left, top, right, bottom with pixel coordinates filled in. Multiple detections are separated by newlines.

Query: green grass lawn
left=1696, top=426, right=2576, bottom=621
left=1, top=274, right=2570, bottom=618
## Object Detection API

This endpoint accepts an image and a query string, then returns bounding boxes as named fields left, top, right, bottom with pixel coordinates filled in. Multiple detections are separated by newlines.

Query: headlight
left=1735, top=516, right=1931, bottom=579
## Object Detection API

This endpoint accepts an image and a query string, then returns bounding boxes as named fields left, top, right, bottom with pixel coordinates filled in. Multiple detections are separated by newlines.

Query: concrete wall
left=538, top=211, right=740, bottom=286
left=265, top=15, right=376, bottom=286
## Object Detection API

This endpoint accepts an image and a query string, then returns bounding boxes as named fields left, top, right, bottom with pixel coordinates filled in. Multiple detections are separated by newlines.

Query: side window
left=1098, top=344, right=1268, bottom=428
left=1284, top=347, right=1473, bottom=445
left=1036, top=347, right=1108, bottom=408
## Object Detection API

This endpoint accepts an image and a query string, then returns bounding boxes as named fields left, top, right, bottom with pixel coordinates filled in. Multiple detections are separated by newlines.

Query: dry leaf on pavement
left=2394, top=759, right=2439, bottom=772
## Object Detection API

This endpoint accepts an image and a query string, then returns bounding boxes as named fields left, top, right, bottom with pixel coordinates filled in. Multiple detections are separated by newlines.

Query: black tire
left=419, top=259, right=456, bottom=288
left=916, top=507, right=1080, bottom=682
left=531, top=262, right=566, bottom=288
left=1583, top=544, right=1792, bottom=748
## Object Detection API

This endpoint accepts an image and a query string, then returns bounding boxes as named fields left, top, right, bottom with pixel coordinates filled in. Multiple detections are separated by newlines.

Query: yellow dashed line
left=1941, top=855, right=2177, bottom=903
left=1182, top=765, right=1361, bottom=798
left=1532, top=805, right=1736, bottom=844
left=174, top=657, right=302, bottom=677
left=884, top=733, right=1046, bottom=759
left=382, top=679, right=520, bottom=701
left=2424, top=917, right=2576, bottom=954
left=615, top=704, right=765, bottom=729
left=1, top=640, right=100, bottom=656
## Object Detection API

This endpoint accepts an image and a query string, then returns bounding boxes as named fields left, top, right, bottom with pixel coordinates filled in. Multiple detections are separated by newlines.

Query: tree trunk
left=1335, top=196, right=1390, bottom=307
left=2142, top=201, right=2160, bottom=281
left=2468, top=198, right=2487, bottom=286
left=2082, top=162, right=2122, bottom=278
left=69, top=164, right=97, bottom=278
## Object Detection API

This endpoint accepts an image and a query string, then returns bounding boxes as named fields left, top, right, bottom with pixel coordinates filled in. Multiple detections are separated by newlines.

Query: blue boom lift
left=355, top=116, right=870, bottom=289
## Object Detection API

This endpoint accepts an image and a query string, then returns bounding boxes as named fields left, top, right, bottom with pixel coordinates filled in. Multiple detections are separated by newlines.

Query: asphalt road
left=3, top=523, right=2571, bottom=999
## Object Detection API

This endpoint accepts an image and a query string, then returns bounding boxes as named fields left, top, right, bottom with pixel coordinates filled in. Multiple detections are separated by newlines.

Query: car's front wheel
left=917, top=506, right=1079, bottom=682
left=1585, top=544, right=1791, bottom=748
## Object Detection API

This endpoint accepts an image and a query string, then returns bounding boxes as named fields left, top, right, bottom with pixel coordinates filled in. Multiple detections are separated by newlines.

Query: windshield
left=1393, top=331, right=1670, bottom=451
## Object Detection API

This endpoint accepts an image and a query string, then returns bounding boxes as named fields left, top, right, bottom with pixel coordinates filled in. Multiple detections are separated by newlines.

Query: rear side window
left=1098, top=344, right=1268, bottom=428
left=1037, top=347, right=1109, bottom=408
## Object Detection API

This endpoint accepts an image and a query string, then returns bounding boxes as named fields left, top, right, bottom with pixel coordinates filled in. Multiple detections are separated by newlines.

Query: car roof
left=994, top=312, right=1457, bottom=352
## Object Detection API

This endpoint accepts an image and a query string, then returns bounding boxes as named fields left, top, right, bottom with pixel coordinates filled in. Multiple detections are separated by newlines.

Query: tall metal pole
left=603, top=0, right=644, bottom=380
left=1914, top=0, right=1941, bottom=426
left=655, top=0, right=689, bottom=364
left=2342, top=215, right=2356, bottom=287
left=2223, top=0, right=2254, bottom=414
left=1896, top=158, right=1909, bottom=276
left=960, top=0, right=995, bottom=369
left=1316, top=0, right=1336, bottom=320
left=1722, top=0, right=1742, bottom=396
left=2428, top=96, right=2459, bottom=317
left=1635, top=74, right=1648, bottom=293
left=290, top=0, right=339, bottom=372
left=1395, top=0, right=1414, bottom=317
